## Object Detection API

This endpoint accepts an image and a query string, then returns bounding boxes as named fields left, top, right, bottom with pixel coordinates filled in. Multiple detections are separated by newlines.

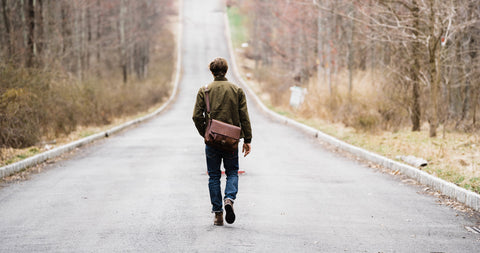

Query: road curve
left=0, top=0, right=479, bottom=252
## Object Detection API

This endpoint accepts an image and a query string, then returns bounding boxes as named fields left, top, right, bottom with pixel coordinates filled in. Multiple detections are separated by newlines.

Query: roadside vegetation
left=0, top=0, right=176, bottom=166
left=227, top=0, right=480, bottom=194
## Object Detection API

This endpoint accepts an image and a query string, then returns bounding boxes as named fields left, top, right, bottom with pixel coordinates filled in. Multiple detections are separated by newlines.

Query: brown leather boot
left=214, top=212, right=224, bottom=226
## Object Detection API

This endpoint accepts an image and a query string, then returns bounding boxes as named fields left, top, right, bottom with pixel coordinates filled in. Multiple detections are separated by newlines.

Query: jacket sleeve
left=192, top=88, right=207, bottom=137
left=238, top=88, right=252, bottom=143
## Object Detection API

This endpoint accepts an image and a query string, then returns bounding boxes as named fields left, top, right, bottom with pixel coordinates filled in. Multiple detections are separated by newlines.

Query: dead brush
left=294, top=69, right=406, bottom=133
left=238, top=57, right=480, bottom=194
left=254, top=66, right=292, bottom=108
left=0, top=32, right=174, bottom=150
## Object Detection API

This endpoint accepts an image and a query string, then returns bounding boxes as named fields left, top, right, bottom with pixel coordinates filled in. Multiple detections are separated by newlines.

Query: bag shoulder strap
left=204, top=84, right=211, bottom=114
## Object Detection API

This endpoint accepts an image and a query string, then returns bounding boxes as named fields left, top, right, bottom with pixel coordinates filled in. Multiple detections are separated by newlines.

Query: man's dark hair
left=209, top=58, right=228, bottom=77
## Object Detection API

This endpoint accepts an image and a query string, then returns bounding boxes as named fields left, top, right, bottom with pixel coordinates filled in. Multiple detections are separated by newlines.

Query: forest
left=0, top=0, right=175, bottom=151
left=228, top=0, right=480, bottom=193
left=230, top=0, right=479, bottom=137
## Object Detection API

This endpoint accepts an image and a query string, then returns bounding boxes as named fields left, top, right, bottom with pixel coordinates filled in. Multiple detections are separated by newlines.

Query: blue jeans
left=205, top=145, right=239, bottom=212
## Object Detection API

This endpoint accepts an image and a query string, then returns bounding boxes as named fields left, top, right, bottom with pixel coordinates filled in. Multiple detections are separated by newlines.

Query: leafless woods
left=1, top=0, right=173, bottom=81
left=233, top=0, right=479, bottom=136
left=0, top=0, right=175, bottom=148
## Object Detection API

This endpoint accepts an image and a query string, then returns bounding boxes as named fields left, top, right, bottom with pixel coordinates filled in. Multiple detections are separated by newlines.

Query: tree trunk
left=61, top=2, right=69, bottom=55
left=428, top=52, right=439, bottom=137
left=472, top=85, right=478, bottom=126
left=37, top=0, right=43, bottom=58
left=427, top=0, right=439, bottom=137
left=120, top=0, right=127, bottom=84
left=86, top=4, right=91, bottom=70
left=96, top=0, right=101, bottom=64
left=331, top=2, right=338, bottom=90
left=325, top=8, right=332, bottom=95
left=80, top=3, right=86, bottom=76
left=1, top=0, right=11, bottom=57
left=26, top=0, right=35, bottom=67
left=347, top=2, right=355, bottom=97
left=460, top=83, right=470, bottom=121
left=74, top=1, right=82, bottom=79
left=316, top=7, right=323, bottom=88
left=410, top=1, right=421, bottom=131
left=411, top=68, right=421, bottom=131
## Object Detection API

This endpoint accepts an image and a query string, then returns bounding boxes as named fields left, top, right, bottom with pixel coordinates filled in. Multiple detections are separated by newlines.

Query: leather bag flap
left=210, top=119, right=241, bottom=139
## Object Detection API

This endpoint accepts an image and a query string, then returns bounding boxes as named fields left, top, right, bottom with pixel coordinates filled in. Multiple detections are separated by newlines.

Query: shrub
left=349, top=111, right=381, bottom=132
left=0, top=88, right=41, bottom=147
left=0, top=35, right=173, bottom=149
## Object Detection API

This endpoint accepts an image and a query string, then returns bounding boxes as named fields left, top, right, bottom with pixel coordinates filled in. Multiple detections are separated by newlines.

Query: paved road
left=1, top=0, right=479, bottom=252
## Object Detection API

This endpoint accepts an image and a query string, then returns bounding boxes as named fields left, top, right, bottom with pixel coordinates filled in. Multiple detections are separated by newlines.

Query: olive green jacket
left=192, top=77, right=252, bottom=143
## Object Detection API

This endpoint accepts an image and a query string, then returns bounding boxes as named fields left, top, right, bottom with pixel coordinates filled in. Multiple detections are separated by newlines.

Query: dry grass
left=0, top=100, right=166, bottom=167
left=304, top=118, right=480, bottom=193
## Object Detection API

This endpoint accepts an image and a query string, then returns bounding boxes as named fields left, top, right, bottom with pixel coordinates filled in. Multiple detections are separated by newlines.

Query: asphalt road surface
left=1, top=0, right=479, bottom=252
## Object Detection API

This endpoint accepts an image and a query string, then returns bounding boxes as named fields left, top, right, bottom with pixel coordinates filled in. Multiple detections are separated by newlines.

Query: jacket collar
left=214, top=76, right=228, bottom=81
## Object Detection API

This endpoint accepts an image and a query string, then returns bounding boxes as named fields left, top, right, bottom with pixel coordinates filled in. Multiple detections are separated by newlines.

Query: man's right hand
left=242, top=143, right=251, bottom=157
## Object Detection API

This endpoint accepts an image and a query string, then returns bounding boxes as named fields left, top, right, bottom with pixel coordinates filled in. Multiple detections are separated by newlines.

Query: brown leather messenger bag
left=204, top=87, right=241, bottom=152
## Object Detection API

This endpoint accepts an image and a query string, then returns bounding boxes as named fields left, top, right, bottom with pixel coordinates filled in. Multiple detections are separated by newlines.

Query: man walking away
left=192, top=57, right=252, bottom=226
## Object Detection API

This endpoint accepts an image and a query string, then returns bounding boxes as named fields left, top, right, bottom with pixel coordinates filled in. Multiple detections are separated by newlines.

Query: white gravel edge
left=224, top=12, right=480, bottom=212
left=0, top=2, right=184, bottom=179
